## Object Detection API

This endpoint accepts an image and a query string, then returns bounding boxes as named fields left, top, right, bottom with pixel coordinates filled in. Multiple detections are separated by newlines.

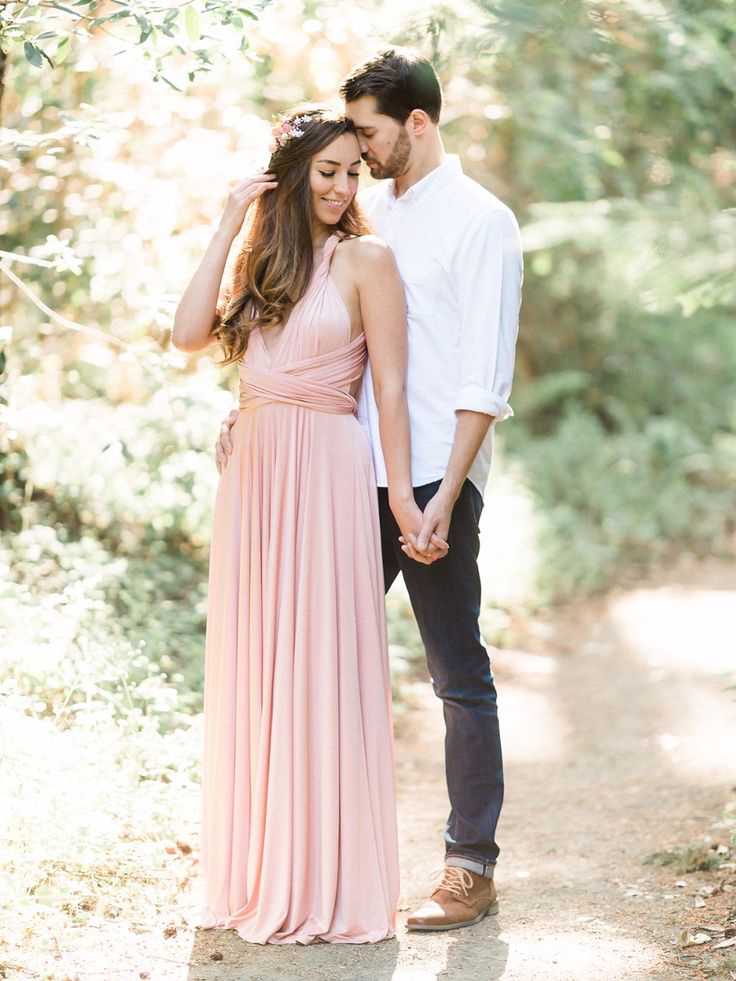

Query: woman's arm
left=172, top=173, right=277, bottom=353
left=352, top=237, right=426, bottom=551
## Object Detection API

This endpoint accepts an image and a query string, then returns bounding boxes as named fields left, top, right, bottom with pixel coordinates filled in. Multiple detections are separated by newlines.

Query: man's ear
left=408, top=109, right=432, bottom=137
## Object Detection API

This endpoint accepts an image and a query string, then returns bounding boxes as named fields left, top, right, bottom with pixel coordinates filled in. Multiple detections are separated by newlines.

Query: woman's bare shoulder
left=337, top=233, right=396, bottom=271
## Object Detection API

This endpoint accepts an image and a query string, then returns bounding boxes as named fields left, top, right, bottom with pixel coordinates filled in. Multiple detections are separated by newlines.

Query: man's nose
left=357, top=135, right=369, bottom=155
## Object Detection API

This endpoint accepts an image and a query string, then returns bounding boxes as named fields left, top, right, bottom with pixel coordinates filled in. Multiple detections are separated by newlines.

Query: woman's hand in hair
left=218, top=173, right=278, bottom=240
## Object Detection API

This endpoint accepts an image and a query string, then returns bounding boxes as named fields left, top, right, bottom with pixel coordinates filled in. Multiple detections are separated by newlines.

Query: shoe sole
left=406, top=899, right=499, bottom=932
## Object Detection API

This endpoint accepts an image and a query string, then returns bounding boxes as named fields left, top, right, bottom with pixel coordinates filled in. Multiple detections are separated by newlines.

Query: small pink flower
left=280, top=122, right=292, bottom=133
left=271, top=126, right=282, bottom=137
left=268, top=140, right=278, bottom=153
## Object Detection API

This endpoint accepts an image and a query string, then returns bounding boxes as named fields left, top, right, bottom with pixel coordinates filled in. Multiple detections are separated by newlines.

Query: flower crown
left=269, top=114, right=312, bottom=155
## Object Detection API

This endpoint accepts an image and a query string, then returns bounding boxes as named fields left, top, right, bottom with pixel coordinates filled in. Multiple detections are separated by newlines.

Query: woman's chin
left=316, top=205, right=348, bottom=226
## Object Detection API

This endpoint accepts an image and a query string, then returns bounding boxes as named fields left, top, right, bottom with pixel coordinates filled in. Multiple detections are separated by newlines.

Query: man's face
left=345, top=95, right=412, bottom=180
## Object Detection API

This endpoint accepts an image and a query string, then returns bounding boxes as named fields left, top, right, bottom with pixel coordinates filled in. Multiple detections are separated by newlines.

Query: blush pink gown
left=196, top=234, right=399, bottom=944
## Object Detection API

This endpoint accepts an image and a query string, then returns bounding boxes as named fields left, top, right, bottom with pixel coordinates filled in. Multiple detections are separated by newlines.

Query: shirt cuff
left=454, top=384, right=514, bottom=422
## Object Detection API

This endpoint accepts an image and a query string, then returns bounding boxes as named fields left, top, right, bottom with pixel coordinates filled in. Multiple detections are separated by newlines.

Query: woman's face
left=309, top=133, right=362, bottom=227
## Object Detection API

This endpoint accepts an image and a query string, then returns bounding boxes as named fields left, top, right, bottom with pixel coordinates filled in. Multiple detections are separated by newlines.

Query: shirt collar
left=389, top=154, right=463, bottom=205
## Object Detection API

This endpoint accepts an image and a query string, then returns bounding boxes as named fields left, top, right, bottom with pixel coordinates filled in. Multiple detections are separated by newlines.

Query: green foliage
left=430, top=0, right=736, bottom=599
left=509, top=406, right=736, bottom=601
left=2, top=0, right=736, bottom=613
left=1, top=371, right=234, bottom=727
left=1, top=0, right=261, bottom=87
left=2, top=523, right=206, bottom=729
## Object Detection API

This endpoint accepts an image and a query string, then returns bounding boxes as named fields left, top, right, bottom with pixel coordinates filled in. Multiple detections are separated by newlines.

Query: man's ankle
left=445, top=855, right=495, bottom=879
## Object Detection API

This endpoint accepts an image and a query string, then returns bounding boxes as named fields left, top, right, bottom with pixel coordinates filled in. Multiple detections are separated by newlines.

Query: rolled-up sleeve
left=451, top=206, right=523, bottom=422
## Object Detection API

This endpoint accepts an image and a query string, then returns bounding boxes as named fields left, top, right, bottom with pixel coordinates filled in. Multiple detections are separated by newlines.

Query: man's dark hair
left=340, top=47, right=442, bottom=124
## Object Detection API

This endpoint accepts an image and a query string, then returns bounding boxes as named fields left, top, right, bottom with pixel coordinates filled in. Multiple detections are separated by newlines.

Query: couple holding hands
left=173, top=46, right=522, bottom=945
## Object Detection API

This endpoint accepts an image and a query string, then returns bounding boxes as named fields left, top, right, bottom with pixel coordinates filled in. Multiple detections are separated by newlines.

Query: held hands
left=391, top=493, right=450, bottom=566
left=218, top=173, right=278, bottom=241
left=399, top=490, right=452, bottom=565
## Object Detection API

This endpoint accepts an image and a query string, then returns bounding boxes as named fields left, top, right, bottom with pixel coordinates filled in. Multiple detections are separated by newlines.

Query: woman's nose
left=332, top=172, right=350, bottom=195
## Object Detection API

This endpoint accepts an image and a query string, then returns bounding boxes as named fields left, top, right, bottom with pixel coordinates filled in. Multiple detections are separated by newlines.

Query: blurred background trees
left=1, top=0, right=735, bottom=719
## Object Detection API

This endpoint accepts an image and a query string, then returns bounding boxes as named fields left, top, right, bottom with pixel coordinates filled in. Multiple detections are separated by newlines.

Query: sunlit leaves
left=183, top=5, right=201, bottom=42
left=4, top=0, right=262, bottom=85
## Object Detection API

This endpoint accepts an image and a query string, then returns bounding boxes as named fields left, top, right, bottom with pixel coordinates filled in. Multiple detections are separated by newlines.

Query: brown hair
left=214, top=106, right=370, bottom=365
left=340, top=47, right=442, bottom=125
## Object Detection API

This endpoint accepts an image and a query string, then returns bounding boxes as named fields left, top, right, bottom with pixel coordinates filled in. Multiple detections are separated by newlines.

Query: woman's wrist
left=388, top=485, right=414, bottom=506
left=214, top=223, right=238, bottom=246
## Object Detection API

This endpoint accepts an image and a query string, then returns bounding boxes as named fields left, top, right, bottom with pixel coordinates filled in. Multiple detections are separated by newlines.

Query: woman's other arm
left=353, top=237, right=426, bottom=553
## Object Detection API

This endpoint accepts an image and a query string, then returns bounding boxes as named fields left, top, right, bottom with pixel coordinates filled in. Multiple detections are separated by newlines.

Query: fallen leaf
left=695, top=896, right=706, bottom=908
left=210, top=952, right=224, bottom=961
left=678, top=930, right=712, bottom=947
left=714, top=937, right=736, bottom=950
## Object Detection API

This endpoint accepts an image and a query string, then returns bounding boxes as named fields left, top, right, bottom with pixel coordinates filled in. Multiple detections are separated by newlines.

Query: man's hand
left=388, top=493, right=447, bottom=565
left=215, top=409, right=239, bottom=473
left=400, top=489, right=453, bottom=564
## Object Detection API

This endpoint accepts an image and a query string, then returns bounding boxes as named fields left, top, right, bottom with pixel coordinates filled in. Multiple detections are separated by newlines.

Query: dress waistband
left=239, top=334, right=366, bottom=415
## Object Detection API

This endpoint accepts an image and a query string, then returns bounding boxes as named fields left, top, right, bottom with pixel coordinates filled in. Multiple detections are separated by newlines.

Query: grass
left=645, top=843, right=726, bottom=875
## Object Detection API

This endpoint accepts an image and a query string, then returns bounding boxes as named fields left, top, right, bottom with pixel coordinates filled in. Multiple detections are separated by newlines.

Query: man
left=217, top=47, right=522, bottom=931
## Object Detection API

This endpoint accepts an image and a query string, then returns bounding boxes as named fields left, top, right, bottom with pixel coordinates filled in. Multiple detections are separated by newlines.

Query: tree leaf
left=23, top=41, right=45, bottom=67
left=677, top=930, right=712, bottom=947
left=56, top=36, right=70, bottom=64
left=135, top=15, right=152, bottom=44
left=184, top=5, right=201, bottom=42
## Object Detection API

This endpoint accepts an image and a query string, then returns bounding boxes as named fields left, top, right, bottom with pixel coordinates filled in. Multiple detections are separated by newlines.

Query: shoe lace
left=430, top=866, right=475, bottom=898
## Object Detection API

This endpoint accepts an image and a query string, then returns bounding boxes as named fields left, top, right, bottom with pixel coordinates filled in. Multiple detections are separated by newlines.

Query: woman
left=173, top=107, right=422, bottom=944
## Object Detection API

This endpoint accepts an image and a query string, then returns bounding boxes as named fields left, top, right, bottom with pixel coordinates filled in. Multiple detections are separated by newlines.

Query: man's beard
left=365, top=129, right=411, bottom=180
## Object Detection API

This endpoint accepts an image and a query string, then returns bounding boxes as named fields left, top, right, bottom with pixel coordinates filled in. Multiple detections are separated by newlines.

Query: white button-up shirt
left=357, top=154, right=523, bottom=496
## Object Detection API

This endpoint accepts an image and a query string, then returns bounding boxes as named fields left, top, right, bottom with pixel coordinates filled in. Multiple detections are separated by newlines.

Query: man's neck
left=393, top=134, right=446, bottom=199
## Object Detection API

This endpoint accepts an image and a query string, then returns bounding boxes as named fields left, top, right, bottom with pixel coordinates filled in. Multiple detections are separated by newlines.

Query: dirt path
left=172, top=556, right=736, bottom=980
left=10, top=557, right=733, bottom=980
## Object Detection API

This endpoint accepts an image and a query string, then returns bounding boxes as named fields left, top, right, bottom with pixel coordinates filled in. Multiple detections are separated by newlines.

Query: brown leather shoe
left=406, top=867, right=499, bottom=931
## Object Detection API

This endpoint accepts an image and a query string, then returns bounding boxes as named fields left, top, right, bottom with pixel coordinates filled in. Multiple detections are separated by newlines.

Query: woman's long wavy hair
left=213, top=106, right=370, bottom=366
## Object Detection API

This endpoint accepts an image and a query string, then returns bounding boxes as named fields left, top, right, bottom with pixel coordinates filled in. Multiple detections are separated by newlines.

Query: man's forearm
left=437, top=410, right=494, bottom=505
left=410, top=409, right=493, bottom=556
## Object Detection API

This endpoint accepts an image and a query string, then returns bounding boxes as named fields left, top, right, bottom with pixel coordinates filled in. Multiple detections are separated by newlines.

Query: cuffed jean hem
left=446, top=854, right=496, bottom=879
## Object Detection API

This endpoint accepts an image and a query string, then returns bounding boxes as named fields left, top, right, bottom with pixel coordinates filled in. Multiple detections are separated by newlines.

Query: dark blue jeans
left=377, top=479, right=504, bottom=873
